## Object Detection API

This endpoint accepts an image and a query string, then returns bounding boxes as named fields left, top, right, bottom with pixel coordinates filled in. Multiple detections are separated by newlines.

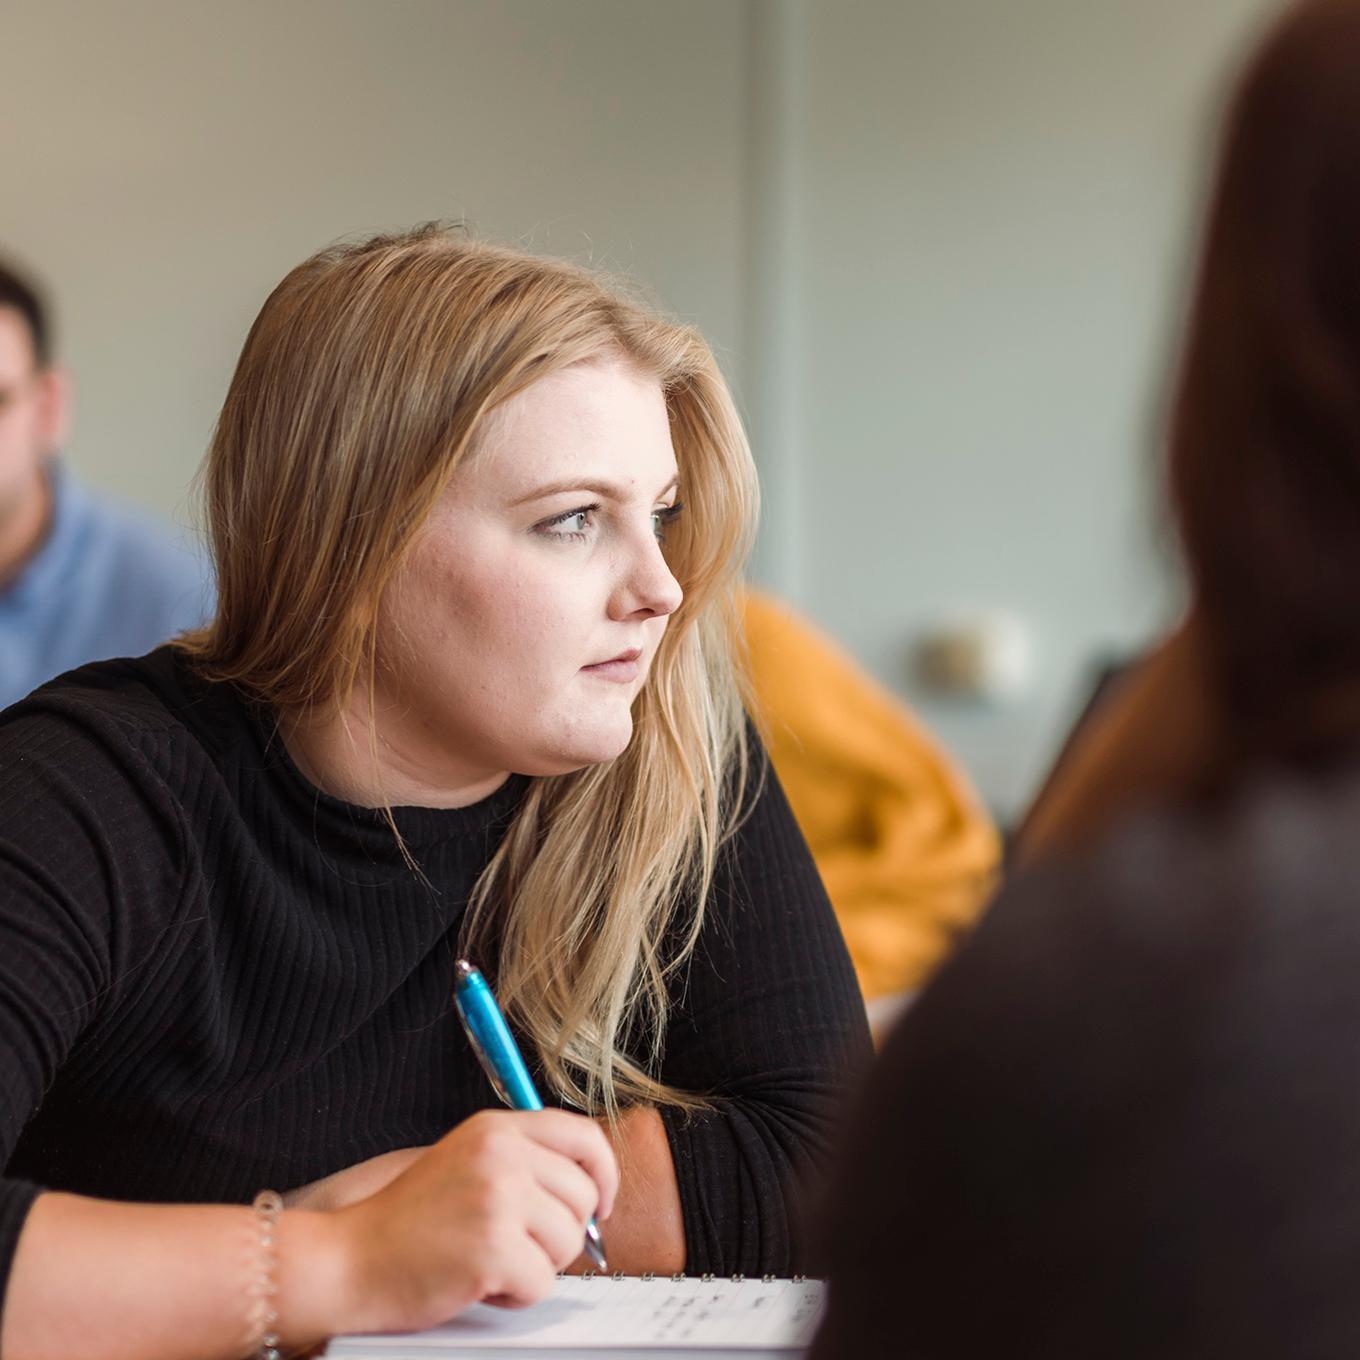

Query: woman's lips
left=582, top=649, right=642, bottom=683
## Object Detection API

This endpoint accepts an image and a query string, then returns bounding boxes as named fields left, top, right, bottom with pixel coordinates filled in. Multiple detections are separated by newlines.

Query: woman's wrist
left=273, top=1206, right=365, bottom=1350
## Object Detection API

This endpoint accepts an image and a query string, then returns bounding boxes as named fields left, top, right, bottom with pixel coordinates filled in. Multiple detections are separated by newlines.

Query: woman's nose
left=611, top=534, right=683, bottom=621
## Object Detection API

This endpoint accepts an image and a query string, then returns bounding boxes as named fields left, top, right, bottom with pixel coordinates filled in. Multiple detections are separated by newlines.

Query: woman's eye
left=652, top=502, right=684, bottom=543
left=537, top=504, right=598, bottom=541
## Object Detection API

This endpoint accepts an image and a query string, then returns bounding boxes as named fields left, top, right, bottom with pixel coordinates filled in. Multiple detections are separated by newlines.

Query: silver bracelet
left=248, top=1189, right=284, bottom=1360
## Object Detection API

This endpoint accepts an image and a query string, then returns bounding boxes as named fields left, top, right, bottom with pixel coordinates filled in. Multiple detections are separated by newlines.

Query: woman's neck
left=279, top=695, right=511, bottom=810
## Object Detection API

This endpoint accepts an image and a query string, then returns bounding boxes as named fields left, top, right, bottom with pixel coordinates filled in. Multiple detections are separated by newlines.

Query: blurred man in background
left=0, top=257, right=210, bottom=708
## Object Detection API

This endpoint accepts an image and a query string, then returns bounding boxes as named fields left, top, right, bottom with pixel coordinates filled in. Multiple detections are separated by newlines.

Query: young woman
left=0, top=227, right=870, bottom=1359
left=812, top=2, right=1360, bottom=1355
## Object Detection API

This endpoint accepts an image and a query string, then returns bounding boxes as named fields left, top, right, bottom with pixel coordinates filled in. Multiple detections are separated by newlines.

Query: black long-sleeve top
left=0, top=648, right=870, bottom=1318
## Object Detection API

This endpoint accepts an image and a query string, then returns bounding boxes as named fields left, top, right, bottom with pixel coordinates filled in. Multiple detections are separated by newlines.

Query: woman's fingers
left=480, top=1234, right=561, bottom=1310
left=514, top=1109, right=619, bottom=1221
left=524, top=1139, right=606, bottom=1228
left=522, top=1183, right=596, bottom=1273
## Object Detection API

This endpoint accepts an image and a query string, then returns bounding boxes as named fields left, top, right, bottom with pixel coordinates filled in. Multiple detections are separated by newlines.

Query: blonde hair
left=179, top=225, right=758, bottom=1117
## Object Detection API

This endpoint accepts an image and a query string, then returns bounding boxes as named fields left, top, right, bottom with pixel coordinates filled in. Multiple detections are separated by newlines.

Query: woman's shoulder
left=0, top=646, right=245, bottom=798
left=0, top=651, right=238, bottom=968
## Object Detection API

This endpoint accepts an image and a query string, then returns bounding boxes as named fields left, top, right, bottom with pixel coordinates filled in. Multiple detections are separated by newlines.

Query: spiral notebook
left=324, top=1274, right=826, bottom=1358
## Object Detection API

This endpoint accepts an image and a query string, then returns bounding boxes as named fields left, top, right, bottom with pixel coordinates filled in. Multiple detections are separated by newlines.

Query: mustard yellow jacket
left=744, top=591, right=1001, bottom=1000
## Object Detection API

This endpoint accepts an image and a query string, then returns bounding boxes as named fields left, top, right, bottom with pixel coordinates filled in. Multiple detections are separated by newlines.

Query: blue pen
left=453, top=959, right=608, bottom=1271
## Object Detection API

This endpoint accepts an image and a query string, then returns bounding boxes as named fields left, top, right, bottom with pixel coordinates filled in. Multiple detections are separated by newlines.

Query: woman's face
left=373, top=356, right=684, bottom=789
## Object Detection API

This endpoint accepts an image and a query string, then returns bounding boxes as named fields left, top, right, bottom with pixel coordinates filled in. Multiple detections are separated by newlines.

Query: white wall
left=4, top=0, right=1283, bottom=820
left=2, top=0, right=749, bottom=517
left=752, top=0, right=1279, bottom=819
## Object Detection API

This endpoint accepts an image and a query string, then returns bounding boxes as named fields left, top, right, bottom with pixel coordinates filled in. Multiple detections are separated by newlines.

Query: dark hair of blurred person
left=811, top=3, right=1360, bottom=1357
left=0, top=260, right=51, bottom=368
left=1171, top=0, right=1360, bottom=770
left=0, top=254, right=210, bottom=708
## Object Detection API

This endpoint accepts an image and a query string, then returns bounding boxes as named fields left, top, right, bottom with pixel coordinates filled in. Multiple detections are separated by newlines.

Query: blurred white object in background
left=913, top=613, right=1033, bottom=704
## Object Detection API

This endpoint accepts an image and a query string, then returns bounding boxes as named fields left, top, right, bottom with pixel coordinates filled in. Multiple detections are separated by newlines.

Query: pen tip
left=585, top=1221, right=608, bottom=1271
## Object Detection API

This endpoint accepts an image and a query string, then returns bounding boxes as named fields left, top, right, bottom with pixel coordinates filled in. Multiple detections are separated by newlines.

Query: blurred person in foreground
left=812, top=3, right=1360, bottom=1356
left=0, top=257, right=210, bottom=708
left=743, top=590, right=1000, bottom=1012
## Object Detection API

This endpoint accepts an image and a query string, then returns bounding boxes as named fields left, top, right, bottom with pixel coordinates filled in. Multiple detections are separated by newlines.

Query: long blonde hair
left=179, top=225, right=758, bottom=1117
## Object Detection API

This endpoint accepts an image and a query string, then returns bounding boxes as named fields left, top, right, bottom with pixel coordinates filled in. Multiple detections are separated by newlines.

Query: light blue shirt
left=0, top=465, right=214, bottom=709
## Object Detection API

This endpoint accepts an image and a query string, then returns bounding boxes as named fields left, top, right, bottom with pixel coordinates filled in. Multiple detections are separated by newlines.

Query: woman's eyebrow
left=510, top=474, right=680, bottom=506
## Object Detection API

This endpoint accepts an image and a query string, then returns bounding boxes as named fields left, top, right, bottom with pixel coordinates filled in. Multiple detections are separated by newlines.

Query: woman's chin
left=518, top=721, right=635, bottom=776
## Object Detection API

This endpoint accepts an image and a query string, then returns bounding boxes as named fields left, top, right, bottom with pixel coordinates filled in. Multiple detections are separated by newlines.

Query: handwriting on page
left=642, top=1280, right=824, bottom=1345
left=328, top=1275, right=827, bottom=1351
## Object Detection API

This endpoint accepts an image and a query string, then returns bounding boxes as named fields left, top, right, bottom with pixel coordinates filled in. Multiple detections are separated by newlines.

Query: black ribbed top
left=0, top=649, right=870, bottom=1320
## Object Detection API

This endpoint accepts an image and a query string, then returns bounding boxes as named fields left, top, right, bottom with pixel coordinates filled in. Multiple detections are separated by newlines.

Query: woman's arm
left=3, top=1109, right=618, bottom=1360
left=584, top=1107, right=684, bottom=1275
left=5, top=1193, right=344, bottom=1360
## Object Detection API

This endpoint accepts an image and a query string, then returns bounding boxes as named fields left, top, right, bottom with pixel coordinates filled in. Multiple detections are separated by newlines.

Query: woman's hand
left=327, top=1108, right=618, bottom=1335
left=285, top=1146, right=427, bottom=1212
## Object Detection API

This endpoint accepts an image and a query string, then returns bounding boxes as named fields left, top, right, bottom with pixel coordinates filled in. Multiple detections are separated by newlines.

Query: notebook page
left=327, top=1276, right=826, bottom=1352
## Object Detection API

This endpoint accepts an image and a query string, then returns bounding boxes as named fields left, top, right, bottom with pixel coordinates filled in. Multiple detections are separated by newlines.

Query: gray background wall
left=2, top=0, right=1280, bottom=821
left=763, top=0, right=1278, bottom=816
